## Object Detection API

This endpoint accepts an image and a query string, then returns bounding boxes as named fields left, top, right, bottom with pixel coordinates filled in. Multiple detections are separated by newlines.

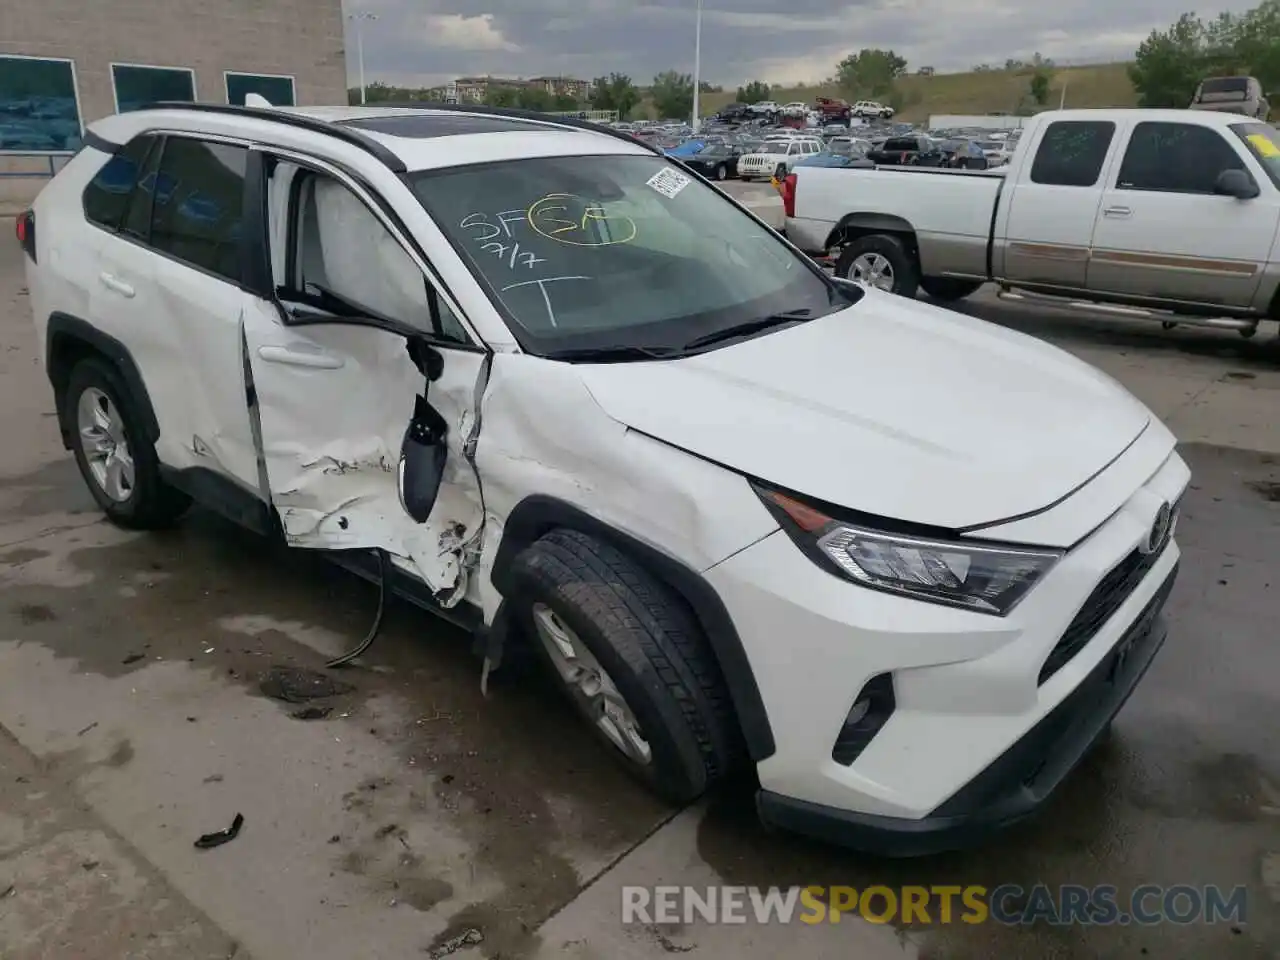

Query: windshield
left=1233, top=122, right=1280, bottom=187
left=409, top=154, right=852, bottom=358
left=1198, top=77, right=1249, bottom=101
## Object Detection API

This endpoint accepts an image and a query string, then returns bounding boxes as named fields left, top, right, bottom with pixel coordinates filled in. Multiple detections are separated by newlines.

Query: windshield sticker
left=1247, top=133, right=1279, bottom=159
left=527, top=194, right=637, bottom=247
left=645, top=167, right=692, bottom=199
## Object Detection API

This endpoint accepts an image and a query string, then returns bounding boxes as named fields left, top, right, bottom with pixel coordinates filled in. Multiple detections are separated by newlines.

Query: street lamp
left=347, top=11, right=378, bottom=105
left=691, top=0, right=703, bottom=131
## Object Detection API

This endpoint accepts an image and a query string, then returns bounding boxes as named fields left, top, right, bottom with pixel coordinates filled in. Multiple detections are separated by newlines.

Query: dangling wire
left=326, top=548, right=388, bottom=669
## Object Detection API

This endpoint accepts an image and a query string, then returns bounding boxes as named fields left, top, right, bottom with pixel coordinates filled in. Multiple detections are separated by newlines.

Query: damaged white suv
left=19, top=103, right=1188, bottom=854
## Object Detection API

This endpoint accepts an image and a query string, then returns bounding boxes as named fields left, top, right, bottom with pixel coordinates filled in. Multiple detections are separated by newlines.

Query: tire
left=715, top=163, right=727, bottom=181
left=507, top=528, right=740, bottom=805
left=65, top=357, right=190, bottom=529
left=774, top=163, right=787, bottom=179
left=919, top=277, right=983, bottom=302
left=835, top=234, right=920, bottom=298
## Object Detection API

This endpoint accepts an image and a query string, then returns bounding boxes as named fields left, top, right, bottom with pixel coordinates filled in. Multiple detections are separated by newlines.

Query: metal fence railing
left=0, top=152, right=74, bottom=179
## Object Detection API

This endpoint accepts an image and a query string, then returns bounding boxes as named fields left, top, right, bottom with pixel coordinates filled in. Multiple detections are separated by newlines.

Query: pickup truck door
left=1086, top=120, right=1275, bottom=308
left=997, top=118, right=1118, bottom=288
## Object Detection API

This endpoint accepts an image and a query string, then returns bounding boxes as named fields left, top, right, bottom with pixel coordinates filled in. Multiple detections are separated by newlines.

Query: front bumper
left=704, top=444, right=1188, bottom=853
left=757, top=566, right=1175, bottom=856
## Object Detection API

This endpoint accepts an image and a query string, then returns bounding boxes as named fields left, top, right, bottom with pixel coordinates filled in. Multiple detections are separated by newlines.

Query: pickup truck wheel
left=919, top=277, right=983, bottom=302
left=506, top=528, right=740, bottom=805
left=836, top=235, right=919, bottom=297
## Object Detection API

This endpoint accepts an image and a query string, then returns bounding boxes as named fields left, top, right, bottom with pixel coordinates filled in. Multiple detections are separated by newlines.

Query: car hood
left=576, top=290, right=1151, bottom=533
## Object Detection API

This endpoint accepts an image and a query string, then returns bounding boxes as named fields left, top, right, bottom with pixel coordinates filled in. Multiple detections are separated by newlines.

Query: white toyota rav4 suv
left=17, top=102, right=1188, bottom=854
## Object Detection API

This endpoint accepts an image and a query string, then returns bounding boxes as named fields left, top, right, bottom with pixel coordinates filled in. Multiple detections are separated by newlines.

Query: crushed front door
left=241, top=303, right=487, bottom=604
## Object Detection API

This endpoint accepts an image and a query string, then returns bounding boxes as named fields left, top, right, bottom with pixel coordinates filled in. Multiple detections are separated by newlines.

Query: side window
left=82, top=134, right=159, bottom=231
left=290, top=174, right=471, bottom=344
left=1029, top=120, right=1116, bottom=187
left=1116, top=122, right=1248, bottom=194
left=149, top=137, right=247, bottom=283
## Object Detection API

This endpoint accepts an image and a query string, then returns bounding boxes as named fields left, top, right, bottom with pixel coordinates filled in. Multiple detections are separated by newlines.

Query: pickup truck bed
left=783, top=108, right=1280, bottom=336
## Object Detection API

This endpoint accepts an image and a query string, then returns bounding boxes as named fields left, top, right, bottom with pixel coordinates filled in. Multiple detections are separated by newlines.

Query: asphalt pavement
left=0, top=215, right=1278, bottom=960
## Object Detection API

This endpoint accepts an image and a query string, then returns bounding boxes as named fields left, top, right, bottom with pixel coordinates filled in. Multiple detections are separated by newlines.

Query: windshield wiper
left=545, top=344, right=682, bottom=363
left=682, top=310, right=813, bottom=351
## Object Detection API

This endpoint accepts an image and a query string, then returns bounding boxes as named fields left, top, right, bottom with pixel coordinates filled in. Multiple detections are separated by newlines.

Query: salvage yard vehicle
left=737, top=136, right=823, bottom=180
left=18, top=102, right=1189, bottom=855
left=784, top=108, right=1280, bottom=336
left=1189, top=75, right=1270, bottom=121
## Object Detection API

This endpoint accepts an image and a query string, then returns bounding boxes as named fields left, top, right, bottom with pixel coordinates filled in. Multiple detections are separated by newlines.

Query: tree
left=590, top=73, right=641, bottom=119
left=1129, top=3, right=1280, bottom=108
left=651, top=70, right=695, bottom=120
left=515, top=85, right=553, bottom=111
left=1030, top=68, right=1051, bottom=105
left=736, top=80, right=771, bottom=104
left=834, top=48, right=908, bottom=99
left=484, top=85, right=520, bottom=108
left=553, top=92, right=580, bottom=111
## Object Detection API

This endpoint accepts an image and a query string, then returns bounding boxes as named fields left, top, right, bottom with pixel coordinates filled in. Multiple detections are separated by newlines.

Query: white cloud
left=424, top=13, right=520, bottom=52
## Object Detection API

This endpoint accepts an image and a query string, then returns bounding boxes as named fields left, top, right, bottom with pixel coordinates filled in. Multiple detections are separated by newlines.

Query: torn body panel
left=465, top=353, right=781, bottom=622
left=241, top=302, right=487, bottom=599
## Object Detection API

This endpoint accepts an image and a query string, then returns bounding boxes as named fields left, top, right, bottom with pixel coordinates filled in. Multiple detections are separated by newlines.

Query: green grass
left=670, top=62, right=1138, bottom=123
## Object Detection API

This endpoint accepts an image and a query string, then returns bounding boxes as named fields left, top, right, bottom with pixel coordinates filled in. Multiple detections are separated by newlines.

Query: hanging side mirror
left=1214, top=168, right=1259, bottom=200
left=398, top=393, right=449, bottom=524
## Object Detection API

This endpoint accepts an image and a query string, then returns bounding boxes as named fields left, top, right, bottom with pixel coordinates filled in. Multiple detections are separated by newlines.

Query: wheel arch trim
left=490, top=494, right=777, bottom=762
left=46, top=312, right=161, bottom=448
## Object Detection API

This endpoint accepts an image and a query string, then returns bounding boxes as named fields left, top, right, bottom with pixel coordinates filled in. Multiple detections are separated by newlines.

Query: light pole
left=347, top=11, right=377, bottom=104
left=691, top=0, right=703, bottom=131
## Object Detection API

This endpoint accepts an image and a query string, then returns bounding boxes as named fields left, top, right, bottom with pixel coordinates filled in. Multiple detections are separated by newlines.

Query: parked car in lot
left=1189, top=75, right=1270, bottom=121
left=867, top=135, right=945, bottom=166
left=853, top=101, right=894, bottom=119
left=737, top=136, right=823, bottom=180
left=937, top=138, right=991, bottom=169
left=784, top=108, right=1280, bottom=337
left=749, top=100, right=780, bottom=116
left=17, top=100, right=1192, bottom=856
left=681, top=142, right=743, bottom=180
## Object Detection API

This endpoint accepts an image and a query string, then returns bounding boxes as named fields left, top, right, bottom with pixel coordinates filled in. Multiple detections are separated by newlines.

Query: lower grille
left=1038, top=543, right=1166, bottom=685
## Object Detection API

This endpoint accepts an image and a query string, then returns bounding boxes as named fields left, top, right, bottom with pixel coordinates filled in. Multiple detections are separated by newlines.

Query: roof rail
left=142, top=101, right=408, bottom=172
left=341, top=101, right=665, bottom=158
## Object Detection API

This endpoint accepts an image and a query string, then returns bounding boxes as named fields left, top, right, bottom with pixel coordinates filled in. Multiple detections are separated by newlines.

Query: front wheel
left=774, top=163, right=787, bottom=179
left=919, top=277, right=983, bottom=301
left=506, top=529, right=740, bottom=804
left=715, top=163, right=728, bottom=181
left=835, top=234, right=920, bottom=298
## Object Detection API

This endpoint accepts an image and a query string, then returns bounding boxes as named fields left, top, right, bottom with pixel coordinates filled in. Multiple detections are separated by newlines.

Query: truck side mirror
left=1214, top=168, right=1260, bottom=200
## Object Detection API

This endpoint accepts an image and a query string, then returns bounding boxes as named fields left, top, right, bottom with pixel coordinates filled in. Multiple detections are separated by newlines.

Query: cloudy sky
left=345, top=0, right=1259, bottom=89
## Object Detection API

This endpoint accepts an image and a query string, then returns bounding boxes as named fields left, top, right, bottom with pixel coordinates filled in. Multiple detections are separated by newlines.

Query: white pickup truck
left=783, top=108, right=1280, bottom=337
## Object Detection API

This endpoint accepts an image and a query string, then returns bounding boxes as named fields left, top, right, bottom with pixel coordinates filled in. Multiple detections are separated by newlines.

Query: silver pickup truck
left=783, top=108, right=1280, bottom=338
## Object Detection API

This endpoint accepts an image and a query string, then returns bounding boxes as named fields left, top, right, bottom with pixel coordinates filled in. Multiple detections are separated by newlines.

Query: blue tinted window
left=112, top=65, right=195, bottom=113
left=149, top=137, right=247, bottom=283
left=0, top=56, right=82, bottom=152
left=225, top=73, right=295, bottom=107
left=83, top=134, right=158, bottom=230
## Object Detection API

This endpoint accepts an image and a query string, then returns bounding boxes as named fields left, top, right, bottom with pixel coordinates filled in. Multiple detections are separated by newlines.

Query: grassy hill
left=676, top=62, right=1137, bottom=123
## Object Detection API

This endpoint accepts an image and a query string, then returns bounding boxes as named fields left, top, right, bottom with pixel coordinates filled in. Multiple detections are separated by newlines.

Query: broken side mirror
left=398, top=334, right=448, bottom=523
left=1214, top=168, right=1259, bottom=200
left=398, top=392, right=448, bottom=524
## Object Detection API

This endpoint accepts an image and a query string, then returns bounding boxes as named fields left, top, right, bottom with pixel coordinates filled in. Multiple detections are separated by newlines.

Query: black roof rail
left=142, top=101, right=408, bottom=172
left=338, top=101, right=665, bottom=158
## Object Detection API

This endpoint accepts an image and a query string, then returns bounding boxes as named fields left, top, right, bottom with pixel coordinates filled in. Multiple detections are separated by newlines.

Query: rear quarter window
left=82, top=134, right=159, bottom=231
left=1029, top=120, right=1115, bottom=187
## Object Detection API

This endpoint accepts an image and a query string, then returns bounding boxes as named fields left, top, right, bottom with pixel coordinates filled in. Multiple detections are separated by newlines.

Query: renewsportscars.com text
left=622, top=884, right=1249, bottom=927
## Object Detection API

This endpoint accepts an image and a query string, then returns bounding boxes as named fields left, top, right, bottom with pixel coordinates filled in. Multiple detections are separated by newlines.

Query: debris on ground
left=425, top=928, right=483, bottom=958
left=258, top=666, right=354, bottom=704
left=194, top=813, right=245, bottom=850
left=76, top=721, right=98, bottom=736
left=121, top=654, right=145, bottom=665
left=1, top=884, right=14, bottom=898
left=290, top=705, right=333, bottom=721
left=374, top=823, right=399, bottom=840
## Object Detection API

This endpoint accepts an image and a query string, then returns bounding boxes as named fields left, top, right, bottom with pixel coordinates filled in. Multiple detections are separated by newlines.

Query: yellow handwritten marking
left=1247, top=133, right=1279, bottom=159
left=527, top=194, right=636, bottom=247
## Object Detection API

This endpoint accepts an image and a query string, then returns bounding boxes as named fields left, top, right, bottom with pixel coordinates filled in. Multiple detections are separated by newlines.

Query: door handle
left=1102, top=206, right=1132, bottom=218
left=98, top=272, right=135, bottom=298
left=257, top=345, right=345, bottom=369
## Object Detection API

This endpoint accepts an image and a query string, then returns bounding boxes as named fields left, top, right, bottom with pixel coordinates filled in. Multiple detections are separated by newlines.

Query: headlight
left=755, top=486, right=1062, bottom=615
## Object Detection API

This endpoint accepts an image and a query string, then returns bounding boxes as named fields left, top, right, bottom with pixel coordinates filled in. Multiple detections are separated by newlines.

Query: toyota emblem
left=1140, top=501, right=1174, bottom=555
